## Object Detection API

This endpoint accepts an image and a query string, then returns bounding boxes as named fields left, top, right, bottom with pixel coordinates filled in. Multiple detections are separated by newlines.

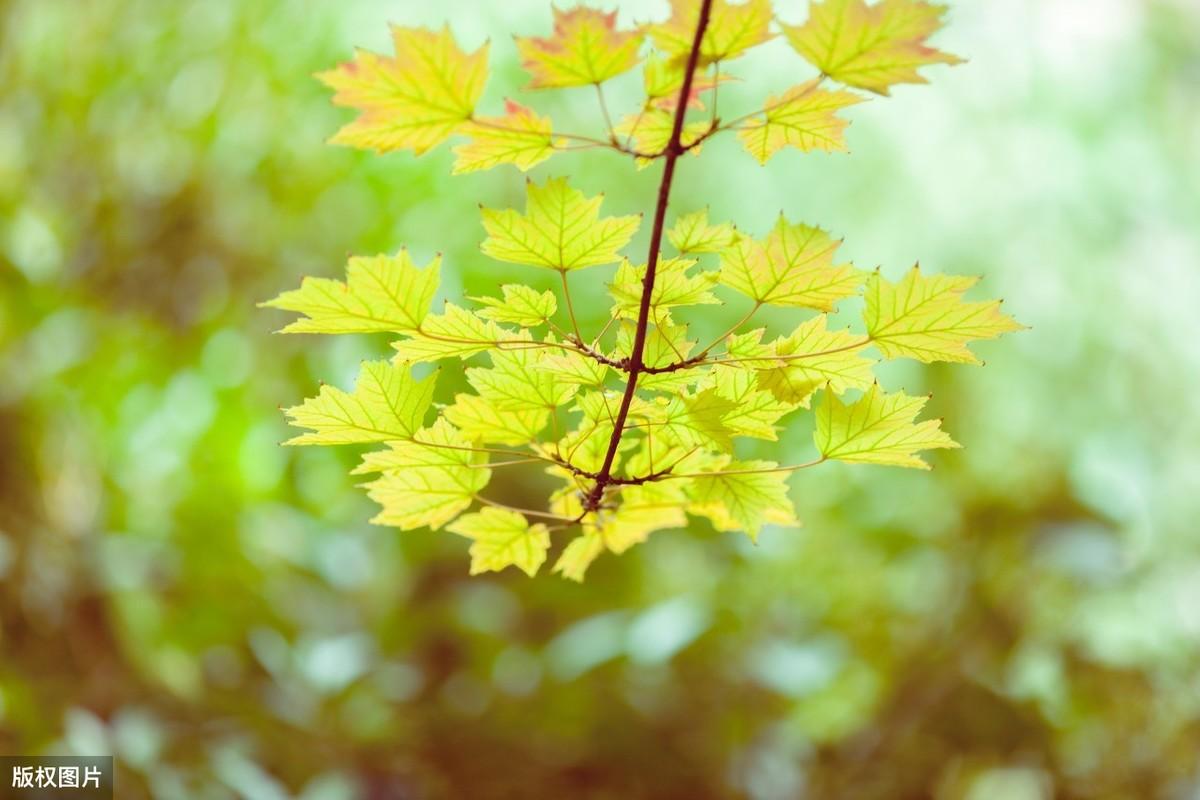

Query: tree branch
left=581, top=0, right=715, bottom=514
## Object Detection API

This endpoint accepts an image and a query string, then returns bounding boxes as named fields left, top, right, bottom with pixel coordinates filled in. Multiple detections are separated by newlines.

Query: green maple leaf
left=442, top=393, right=549, bottom=445
left=466, top=334, right=579, bottom=411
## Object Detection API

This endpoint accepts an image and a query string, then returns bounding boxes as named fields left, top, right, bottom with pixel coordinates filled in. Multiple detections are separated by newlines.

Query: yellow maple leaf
left=814, top=383, right=959, bottom=469
left=261, top=250, right=438, bottom=335
left=516, top=6, right=644, bottom=88
left=448, top=508, right=551, bottom=577
left=318, top=25, right=488, bottom=154
left=738, top=80, right=866, bottom=163
left=453, top=100, right=561, bottom=174
left=865, top=267, right=1024, bottom=364
left=480, top=177, right=641, bottom=271
left=781, top=0, right=964, bottom=95
left=719, top=217, right=866, bottom=310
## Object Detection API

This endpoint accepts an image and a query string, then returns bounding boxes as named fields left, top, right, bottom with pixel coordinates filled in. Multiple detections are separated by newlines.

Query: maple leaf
left=865, top=267, right=1024, bottom=364
left=481, top=177, right=641, bottom=271
left=453, top=100, right=560, bottom=174
left=262, top=251, right=438, bottom=335
left=609, top=257, right=720, bottom=318
left=650, top=0, right=774, bottom=65
left=392, top=303, right=505, bottom=363
left=516, top=6, right=644, bottom=89
left=782, top=0, right=964, bottom=95
left=603, top=482, right=689, bottom=553
left=318, top=25, right=488, bottom=154
left=554, top=530, right=606, bottom=582
left=471, top=284, right=558, bottom=328
left=360, top=419, right=491, bottom=530
left=447, top=508, right=551, bottom=577
left=738, top=80, right=866, bottom=163
left=443, top=393, right=549, bottom=445
left=750, top=317, right=876, bottom=406
left=658, top=389, right=738, bottom=451
left=719, top=217, right=865, bottom=310
left=686, top=460, right=798, bottom=541
left=284, top=361, right=435, bottom=445
left=466, top=335, right=579, bottom=411
left=668, top=209, right=738, bottom=254
left=814, top=383, right=959, bottom=469
left=706, top=369, right=798, bottom=440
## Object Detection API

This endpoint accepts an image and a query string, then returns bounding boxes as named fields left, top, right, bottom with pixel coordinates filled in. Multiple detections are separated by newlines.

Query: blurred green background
left=2, top=0, right=1199, bottom=797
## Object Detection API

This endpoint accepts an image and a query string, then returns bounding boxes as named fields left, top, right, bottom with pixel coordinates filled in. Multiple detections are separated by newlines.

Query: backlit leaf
left=554, top=530, right=605, bottom=582
left=319, top=25, right=488, bottom=154
left=448, top=507, right=551, bottom=577
left=865, top=267, right=1024, bottom=364
left=782, top=0, right=964, bottom=95
left=614, top=110, right=710, bottom=167
left=481, top=177, right=641, bottom=271
left=443, top=393, right=549, bottom=445
left=814, top=383, right=958, bottom=469
left=754, top=316, right=875, bottom=406
left=668, top=209, right=738, bottom=254
left=263, top=251, right=438, bottom=335
left=357, top=418, right=490, bottom=531
left=720, top=217, right=865, bottom=310
left=687, top=460, right=798, bottom=541
left=471, top=284, right=558, bottom=327
left=643, top=56, right=731, bottom=110
left=284, top=361, right=435, bottom=445
left=737, top=81, right=865, bottom=163
left=392, top=303, right=506, bottom=363
left=467, top=334, right=579, bottom=410
left=453, top=100, right=560, bottom=174
left=516, top=6, right=644, bottom=88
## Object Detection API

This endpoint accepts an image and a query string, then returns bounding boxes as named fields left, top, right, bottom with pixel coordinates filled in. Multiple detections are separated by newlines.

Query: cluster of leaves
left=265, top=0, right=1020, bottom=581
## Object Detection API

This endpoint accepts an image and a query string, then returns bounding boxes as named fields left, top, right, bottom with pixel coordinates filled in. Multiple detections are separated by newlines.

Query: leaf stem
left=473, top=495, right=576, bottom=522
left=581, top=0, right=715, bottom=513
left=558, top=269, right=586, bottom=345
left=668, top=458, right=826, bottom=479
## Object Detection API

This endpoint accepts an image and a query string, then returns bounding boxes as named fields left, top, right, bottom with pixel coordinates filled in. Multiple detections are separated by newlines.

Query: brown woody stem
left=581, top=0, right=714, bottom=513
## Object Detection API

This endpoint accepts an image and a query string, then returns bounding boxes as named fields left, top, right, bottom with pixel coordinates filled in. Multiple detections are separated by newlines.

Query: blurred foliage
left=1, top=0, right=1199, bottom=798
